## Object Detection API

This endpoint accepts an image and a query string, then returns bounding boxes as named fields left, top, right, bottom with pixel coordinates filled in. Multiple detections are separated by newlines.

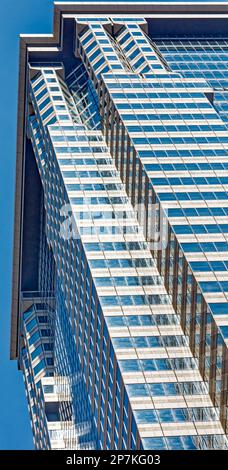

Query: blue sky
left=0, top=0, right=53, bottom=450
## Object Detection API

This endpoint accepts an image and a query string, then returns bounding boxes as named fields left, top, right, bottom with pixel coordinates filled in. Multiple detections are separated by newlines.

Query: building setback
left=11, top=1, right=228, bottom=449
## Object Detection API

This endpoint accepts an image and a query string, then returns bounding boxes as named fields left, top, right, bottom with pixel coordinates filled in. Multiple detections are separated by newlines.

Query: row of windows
left=173, top=224, right=228, bottom=235
left=56, top=146, right=105, bottom=153
left=112, top=91, right=208, bottom=99
left=117, top=112, right=220, bottom=121
left=84, top=241, right=147, bottom=251
left=190, top=260, right=228, bottom=272
left=119, top=357, right=197, bottom=372
left=142, top=434, right=226, bottom=451
left=153, top=177, right=228, bottom=186
left=106, top=314, right=178, bottom=328
left=106, top=80, right=210, bottom=90
left=155, top=38, right=228, bottom=94
left=127, top=124, right=227, bottom=132
left=135, top=406, right=217, bottom=424
left=116, top=102, right=212, bottom=110
left=168, top=207, right=228, bottom=217
left=159, top=191, right=228, bottom=201
left=29, top=64, right=227, bottom=449
left=95, top=275, right=161, bottom=287
left=112, top=334, right=186, bottom=349
left=133, top=136, right=228, bottom=144
left=181, top=241, right=228, bottom=253
left=146, top=162, right=228, bottom=171
left=89, top=258, right=155, bottom=269
left=126, top=381, right=206, bottom=397
left=66, top=182, right=123, bottom=191
left=139, top=148, right=228, bottom=157
left=62, top=170, right=116, bottom=178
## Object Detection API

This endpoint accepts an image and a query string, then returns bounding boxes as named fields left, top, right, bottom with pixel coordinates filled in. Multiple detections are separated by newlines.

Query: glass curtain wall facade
left=11, top=2, right=228, bottom=450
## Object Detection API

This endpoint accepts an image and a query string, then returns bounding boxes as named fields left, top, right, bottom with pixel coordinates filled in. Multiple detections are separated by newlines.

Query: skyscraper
left=11, top=1, right=228, bottom=450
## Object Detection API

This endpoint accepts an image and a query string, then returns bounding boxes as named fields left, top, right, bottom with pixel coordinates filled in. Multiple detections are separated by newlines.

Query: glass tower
left=11, top=2, right=228, bottom=450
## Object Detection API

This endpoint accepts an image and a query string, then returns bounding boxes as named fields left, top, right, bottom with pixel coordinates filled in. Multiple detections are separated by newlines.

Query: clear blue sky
left=0, top=0, right=53, bottom=450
